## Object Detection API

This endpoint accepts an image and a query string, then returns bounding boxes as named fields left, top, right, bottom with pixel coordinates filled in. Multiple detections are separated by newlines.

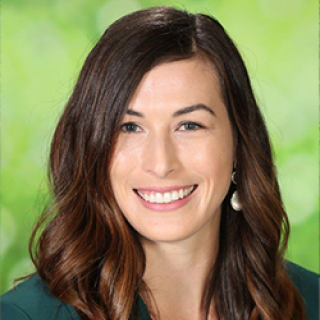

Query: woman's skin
left=110, top=57, right=235, bottom=320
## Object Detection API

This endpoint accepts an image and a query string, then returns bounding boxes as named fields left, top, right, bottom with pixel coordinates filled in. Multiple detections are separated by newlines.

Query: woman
left=1, top=6, right=318, bottom=320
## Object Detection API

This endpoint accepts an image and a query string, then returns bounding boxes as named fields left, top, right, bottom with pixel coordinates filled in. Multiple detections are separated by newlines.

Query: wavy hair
left=29, top=6, right=306, bottom=320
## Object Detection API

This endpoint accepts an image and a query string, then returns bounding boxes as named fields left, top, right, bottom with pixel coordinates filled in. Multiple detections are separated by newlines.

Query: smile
left=134, top=184, right=198, bottom=212
left=134, top=185, right=197, bottom=204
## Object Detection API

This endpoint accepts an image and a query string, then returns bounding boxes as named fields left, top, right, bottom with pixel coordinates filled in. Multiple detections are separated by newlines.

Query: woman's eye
left=120, top=122, right=142, bottom=133
left=179, top=122, right=204, bottom=131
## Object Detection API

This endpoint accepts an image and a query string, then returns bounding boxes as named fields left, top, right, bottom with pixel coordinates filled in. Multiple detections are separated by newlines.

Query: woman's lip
left=134, top=184, right=196, bottom=192
left=134, top=185, right=197, bottom=212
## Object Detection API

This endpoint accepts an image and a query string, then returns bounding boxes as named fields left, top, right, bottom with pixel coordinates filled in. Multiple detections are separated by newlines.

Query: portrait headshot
left=1, top=1, right=318, bottom=320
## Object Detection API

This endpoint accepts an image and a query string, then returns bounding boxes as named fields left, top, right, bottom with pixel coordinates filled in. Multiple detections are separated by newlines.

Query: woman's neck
left=141, top=215, right=220, bottom=320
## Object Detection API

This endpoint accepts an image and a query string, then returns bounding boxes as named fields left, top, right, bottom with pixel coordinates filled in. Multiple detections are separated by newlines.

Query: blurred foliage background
left=1, top=0, right=318, bottom=293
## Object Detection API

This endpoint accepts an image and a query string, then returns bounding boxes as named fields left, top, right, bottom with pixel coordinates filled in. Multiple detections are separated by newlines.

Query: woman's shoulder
left=1, top=263, right=318, bottom=320
left=0, top=274, right=80, bottom=320
left=286, top=260, right=319, bottom=320
left=1, top=273, right=151, bottom=320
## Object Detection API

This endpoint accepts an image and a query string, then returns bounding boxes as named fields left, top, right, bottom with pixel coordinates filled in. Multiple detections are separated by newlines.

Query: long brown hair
left=30, top=6, right=306, bottom=320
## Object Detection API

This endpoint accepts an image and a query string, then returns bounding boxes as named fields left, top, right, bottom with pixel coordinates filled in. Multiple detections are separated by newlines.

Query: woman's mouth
left=133, top=185, right=198, bottom=211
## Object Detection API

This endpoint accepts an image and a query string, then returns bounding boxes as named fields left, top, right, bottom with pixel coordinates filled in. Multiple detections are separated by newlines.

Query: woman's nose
left=141, top=133, right=180, bottom=178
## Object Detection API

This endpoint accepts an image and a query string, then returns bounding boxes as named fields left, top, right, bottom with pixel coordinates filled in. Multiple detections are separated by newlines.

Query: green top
left=1, top=262, right=318, bottom=320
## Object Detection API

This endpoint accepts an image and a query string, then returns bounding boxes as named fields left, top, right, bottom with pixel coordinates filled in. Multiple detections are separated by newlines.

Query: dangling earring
left=230, top=171, right=242, bottom=211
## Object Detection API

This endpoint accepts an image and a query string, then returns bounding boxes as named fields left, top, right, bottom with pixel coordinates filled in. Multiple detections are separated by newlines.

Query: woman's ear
left=232, top=129, right=238, bottom=168
left=233, top=140, right=238, bottom=169
left=233, top=159, right=237, bottom=170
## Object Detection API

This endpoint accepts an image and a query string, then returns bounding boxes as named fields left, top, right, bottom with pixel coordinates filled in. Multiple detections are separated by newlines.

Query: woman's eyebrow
left=172, top=104, right=216, bottom=117
left=125, top=103, right=216, bottom=118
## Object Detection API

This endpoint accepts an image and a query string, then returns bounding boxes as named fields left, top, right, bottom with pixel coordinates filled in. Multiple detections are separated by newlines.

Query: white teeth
left=155, top=193, right=163, bottom=203
left=163, top=192, right=171, bottom=203
left=172, top=190, right=179, bottom=200
left=137, top=185, right=195, bottom=204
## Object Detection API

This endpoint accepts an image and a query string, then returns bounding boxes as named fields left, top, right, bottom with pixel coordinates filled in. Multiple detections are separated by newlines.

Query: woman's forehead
left=127, top=57, right=222, bottom=113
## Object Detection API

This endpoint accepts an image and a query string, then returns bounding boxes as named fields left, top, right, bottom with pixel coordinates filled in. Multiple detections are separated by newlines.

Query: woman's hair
left=29, top=6, right=306, bottom=320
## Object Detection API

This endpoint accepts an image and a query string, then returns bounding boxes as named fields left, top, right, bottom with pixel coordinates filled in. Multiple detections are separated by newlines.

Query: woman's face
left=110, top=57, right=234, bottom=244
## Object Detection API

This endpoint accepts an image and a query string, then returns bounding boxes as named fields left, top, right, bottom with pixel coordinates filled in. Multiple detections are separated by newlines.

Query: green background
left=1, top=0, right=318, bottom=293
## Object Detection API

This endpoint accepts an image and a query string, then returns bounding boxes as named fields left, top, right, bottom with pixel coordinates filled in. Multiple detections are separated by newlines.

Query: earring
left=230, top=171, right=242, bottom=211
